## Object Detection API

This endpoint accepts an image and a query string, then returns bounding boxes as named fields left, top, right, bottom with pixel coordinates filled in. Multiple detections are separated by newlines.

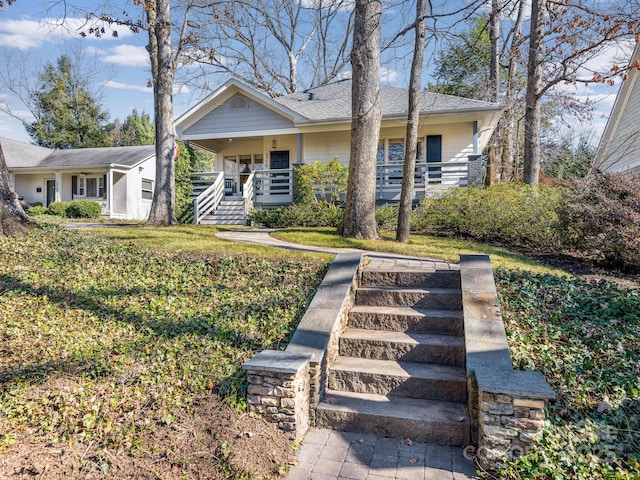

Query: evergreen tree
left=120, top=109, right=155, bottom=146
left=428, top=16, right=492, bottom=100
left=27, top=55, right=111, bottom=149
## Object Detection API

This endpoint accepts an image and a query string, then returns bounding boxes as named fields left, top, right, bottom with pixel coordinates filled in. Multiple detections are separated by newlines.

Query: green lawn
left=0, top=224, right=329, bottom=477
left=274, top=227, right=568, bottom=275
left=1, top=223, right=637, bottom=479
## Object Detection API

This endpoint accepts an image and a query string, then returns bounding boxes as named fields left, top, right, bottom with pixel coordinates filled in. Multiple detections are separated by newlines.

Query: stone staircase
left=199, top=197, right=247, bottom=225
left=315, top=264, right=471, bottom=445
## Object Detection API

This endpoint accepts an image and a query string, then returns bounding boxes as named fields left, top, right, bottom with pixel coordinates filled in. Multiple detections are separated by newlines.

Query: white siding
left=14, top=174, right=48, bottom=205
left=600, top=76, right=640, bottom=173
left=183, top=95, right=295, bottom=136
left=300, top=122, right=474, bottom=165
left=124, top=156, right=156, bottom=220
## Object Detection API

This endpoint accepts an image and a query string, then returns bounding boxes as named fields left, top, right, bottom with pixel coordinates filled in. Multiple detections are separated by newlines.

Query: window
left=388, top=139, right=404, bottom=163
left=77, top=176, right=105, bottom=198
left=142, top=179, right=153, bottom=200
left=228, top=95, right=249, bottom=110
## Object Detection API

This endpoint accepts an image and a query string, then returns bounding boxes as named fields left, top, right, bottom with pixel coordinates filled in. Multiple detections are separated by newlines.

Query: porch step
left=348, top=305, right=464, bottom=336
left=328, top=356, right=467, bottom=402
left=201, top=200, right=247, bottom=225
left=315, top=389, right=470, bottom=445
left=339, top=328, right=465, bottom=366
left=355, top=286, right=462, bottom=310
left=360, top=269, right=460, bottom=289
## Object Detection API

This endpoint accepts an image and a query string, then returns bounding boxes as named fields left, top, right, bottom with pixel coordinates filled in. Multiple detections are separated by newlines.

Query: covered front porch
left=10, top=168, right=131, bottom=219
left=191, top=154, right=483, bottom=224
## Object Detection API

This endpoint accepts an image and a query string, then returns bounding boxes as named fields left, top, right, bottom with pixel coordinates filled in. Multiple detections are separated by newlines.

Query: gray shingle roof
left=1, top=137, right=155, bottom=170
left=275, top=79, right=502, bottom=121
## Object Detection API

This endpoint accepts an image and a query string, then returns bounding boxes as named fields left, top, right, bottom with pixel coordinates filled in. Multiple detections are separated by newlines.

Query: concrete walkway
left=217, top=229, right=480, bottom=480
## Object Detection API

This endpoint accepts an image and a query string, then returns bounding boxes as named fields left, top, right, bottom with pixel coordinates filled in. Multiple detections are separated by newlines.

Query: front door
left=270, top=151, right=290, bottom=195
left=426, top=135, right=442, bottom=183
left=45, top=180, right=56, bottom=206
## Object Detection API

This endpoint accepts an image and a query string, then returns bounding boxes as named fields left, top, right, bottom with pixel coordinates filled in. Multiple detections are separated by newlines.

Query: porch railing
left=376, top=160, right=476, bottom=200
left=243, top=171, right=255, bottom=216
left=254, top=169, right=293, bottom=204
left=193, top=171, right=224, bottom=224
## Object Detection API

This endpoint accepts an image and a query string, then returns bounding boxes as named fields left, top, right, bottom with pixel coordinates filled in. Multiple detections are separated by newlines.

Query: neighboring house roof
left=276, top=79, right=503, bottom=123
left=594, top=45, right=640, bottom=174
left=175, top=77, right=504, bottom=136
left=1, top=137, right=155, bottom=170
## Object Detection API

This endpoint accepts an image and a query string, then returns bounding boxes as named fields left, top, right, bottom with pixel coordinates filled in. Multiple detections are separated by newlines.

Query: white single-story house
left=593, top=45, right=640, bottom=175
left=2, top=137, right=156, bottom=220
left=175, top=78, right=503, bottom=224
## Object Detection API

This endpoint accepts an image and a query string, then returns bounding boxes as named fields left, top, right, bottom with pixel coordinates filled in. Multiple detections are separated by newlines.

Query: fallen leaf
left=405, top=438, right=413, bottom=446
left=409, top=458, right=418, bottom=464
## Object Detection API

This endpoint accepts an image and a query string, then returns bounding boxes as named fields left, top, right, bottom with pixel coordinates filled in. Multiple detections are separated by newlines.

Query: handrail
left=193, top=171, right=224, bottom=224
left=242, top=170, right=255, bottom=216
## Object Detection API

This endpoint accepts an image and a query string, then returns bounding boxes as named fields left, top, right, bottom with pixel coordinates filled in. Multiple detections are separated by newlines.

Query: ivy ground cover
left=0, top=225, right=329, bottom=478
left=496, top=270, right=639, bottom=479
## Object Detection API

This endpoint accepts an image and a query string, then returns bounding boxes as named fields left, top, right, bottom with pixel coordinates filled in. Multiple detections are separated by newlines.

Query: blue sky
left=0, top=1, right=630, bottom=145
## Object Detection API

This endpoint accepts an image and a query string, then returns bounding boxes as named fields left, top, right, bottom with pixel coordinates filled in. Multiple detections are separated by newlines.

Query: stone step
left=360, top=269, right=460, bottom=289
left=339, top=329, right=465, bottom=366
left=355, top=286, right=462, bottom=310
left=328, top=356, right=467, bottom=402
left=219, top=202, right=244, bottom=208
left=315, top=389, right=470, bottom=446
left=200, top=218, right=246, bottom=225
left=349, top=305, right=464, bottom=336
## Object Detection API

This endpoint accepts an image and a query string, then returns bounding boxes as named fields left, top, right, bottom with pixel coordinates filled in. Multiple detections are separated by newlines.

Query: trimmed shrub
left=27, top=205, right=48, bottom=216
left=293, top=159, right=348, bottom=204
left=375, top=205, right=398, bottom=230
left=559, top=174, right=640, bottom=271
left=66, top=200, right=103, bottom=219
left=46, top=201, right=71, bottom=217
left=413, top=183, right=563, bottom=249
left=249, top=201, right=343, bottom=228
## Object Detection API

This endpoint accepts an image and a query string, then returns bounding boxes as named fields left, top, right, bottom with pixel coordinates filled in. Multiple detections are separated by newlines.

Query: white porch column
left=106, top=169, right=113, bottom=216
left=54, top=171, right=62, bottom=202
left=9, top=173, right=15, bottom=189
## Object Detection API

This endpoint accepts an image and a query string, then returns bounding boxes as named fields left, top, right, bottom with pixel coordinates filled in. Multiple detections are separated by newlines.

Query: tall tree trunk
left=486, top=0, right=501, bottom=185
left=338, top=0, right=382, bottom=240
left=396, top=0, right=426, bottom=243
left=0, top=144, right=30, bottom=236
left=500, top=0, right=527, bottom=182
left=523, top=0, right=544, bottom=185
left=147, top=0, right=177, bottom=225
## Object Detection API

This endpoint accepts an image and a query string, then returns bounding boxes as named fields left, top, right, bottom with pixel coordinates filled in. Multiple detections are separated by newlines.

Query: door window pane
left=86, top=178, right=97, bottom=197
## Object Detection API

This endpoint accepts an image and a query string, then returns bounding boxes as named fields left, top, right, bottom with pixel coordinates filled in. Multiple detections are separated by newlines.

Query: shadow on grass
left=0, top=272, right=301, bottom=392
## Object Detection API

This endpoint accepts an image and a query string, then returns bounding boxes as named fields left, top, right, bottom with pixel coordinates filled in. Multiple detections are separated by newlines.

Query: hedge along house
left=175, top=78, right=504, bottom=224
left=2, top=137, right=156, bottom=220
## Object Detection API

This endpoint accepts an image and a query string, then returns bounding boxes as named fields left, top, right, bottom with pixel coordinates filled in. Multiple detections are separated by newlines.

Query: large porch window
left=74, top=175, right=106, bottom=198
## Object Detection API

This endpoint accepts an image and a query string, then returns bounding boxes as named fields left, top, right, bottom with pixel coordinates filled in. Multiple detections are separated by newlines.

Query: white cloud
left=380, top=66, right=398, bottom=84
left=104, top=80, right=151, bottom=93
left=0, top=17, right=135, bottom=50
left=102, top=44, right=150, bottom=67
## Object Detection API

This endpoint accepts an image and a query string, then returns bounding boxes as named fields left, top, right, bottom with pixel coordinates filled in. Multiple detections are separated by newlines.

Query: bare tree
left=522, top=0, right=640, bottom=185
left=485, top=0, right=501, bottom=184
left=338, top=0, right=382, bottom=240
left=186, top=0, right=354, bottom=97
left=396, top=0, right=426, bottom=243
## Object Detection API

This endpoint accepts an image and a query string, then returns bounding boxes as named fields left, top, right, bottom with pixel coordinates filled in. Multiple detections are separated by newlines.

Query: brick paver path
left=288, top=429, right=479, bottom=480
